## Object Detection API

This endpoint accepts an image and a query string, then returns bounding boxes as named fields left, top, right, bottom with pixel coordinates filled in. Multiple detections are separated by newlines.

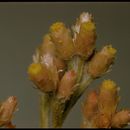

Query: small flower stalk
left=27, top=12, right=130, bottom=128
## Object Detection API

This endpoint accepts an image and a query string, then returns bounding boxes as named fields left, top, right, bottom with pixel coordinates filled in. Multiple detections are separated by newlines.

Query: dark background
left=0, top=2, right=130, bottom=128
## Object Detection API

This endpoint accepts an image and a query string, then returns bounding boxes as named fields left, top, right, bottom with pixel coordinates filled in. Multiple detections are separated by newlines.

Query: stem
left=40, top=93, right=52, bottom=128
left=68, top=55, right=85, bottom=83
left=52, top=56, right=91, bottom=128
left=52, top=100, right=65, bottom=128
left=52, top=76, right=93, bottom=128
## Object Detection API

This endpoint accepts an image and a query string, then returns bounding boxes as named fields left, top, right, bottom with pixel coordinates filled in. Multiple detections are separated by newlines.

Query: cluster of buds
left=28, top=12, right=115, bottom=96
left=0, top=96, right=18, bottom=128
left=28, top=34, right=66, bottom=93
left=82, top=80, right=130, bottom=128
left=27, top=12, right=121, bottom=128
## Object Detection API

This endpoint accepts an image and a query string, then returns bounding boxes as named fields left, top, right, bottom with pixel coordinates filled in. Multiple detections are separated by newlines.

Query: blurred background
left=0, top=2, right=130, bottom=128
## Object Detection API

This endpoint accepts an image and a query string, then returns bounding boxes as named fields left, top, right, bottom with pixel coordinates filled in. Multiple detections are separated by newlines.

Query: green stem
left=40, top=93, right=52, bottom=128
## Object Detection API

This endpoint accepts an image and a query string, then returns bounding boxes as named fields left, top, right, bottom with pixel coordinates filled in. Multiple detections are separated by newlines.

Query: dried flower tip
left=50, top=22, right=65, bottom=32
left=57, top=70, right=77, bottom=101
left=98, top=80, right=119, bottom=117
left=73, top=13, right=96, bottom=59
left=0, top=96, right=18, bottom=126
left=28, top=63, right=56, bottom=92
left=40, top=34, right=56, bottom=57
left=87, top=45, right=117, bottom=78
left=101, top=44, right=117, bottom=57
left=50, top=22, right=74, bottom=60
left=32, top=35, right=53, bottom=64
left=111, top=110, right=130, bottom=128
left=79, top=12, right=92, bottom=23
left=101, top=79, right=117, bottom=91
left=72, top=12, right=93, bottom=35
left=33, top=49, right=40, bottom=63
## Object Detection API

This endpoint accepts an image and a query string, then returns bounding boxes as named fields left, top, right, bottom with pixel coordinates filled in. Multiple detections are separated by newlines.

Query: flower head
left=87, top=44, right=117, bottom=78
left=29, top=34, right=68, bottom=92
left=28, top=63, right=56, bottom=92
left=98, top=80, right=119, bottom=117
left=50, top=22, right=74, bottom=60
left=72, top=12, right=96, bottom=59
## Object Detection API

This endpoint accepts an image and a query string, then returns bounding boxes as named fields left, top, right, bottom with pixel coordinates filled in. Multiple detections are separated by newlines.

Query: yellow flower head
left=101, top=79, right=117, bottom=91
left=50, top=22, right=65, bottom=32
left=81, top=21, right=96, bottom=32
left=101, top=44, right=117, bottom=57
left=28, top=63, right=43, bottom=77
left=87, top=45, right=117, bottom=78
left=28, top=63, right=57, bottom=92
left=74, top=14, right=96, bottom=59
left=50, top=22, right=74, bottom=60
left=98, top=80, right=119, bottom=117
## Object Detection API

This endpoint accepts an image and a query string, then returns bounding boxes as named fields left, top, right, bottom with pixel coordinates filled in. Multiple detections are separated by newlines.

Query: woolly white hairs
left=72, top=12, right=92, bottom=41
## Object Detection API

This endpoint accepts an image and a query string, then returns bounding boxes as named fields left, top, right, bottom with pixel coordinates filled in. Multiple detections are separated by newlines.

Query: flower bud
left=0, top=96, right=18, bottom=126
left=87, top=45, right=117, bottom=78
left=50, top=22, right=74, bottom=60
left=72, top=12, right=96, bottom=58
left=28, top=63, right=56, bottom=92
left=31, top=34, right=67, bottom=91
left=82, top=90, right=98, bottom=120
left=57, top=70, right=77, bottom=101
left=39, top=34, right=56, bottom=58
left=40, top=35, right=67, bottom=85
left=33, top=34, right=56, bottom=64
left=111, top=110, right=130, bottom=128
left=81, top=90, right=99, bottom=128
left=98, top=80, right=119, bottom=117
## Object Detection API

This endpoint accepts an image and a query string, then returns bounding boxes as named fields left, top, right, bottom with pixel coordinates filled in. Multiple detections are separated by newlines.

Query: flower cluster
left=27, top=12, right=129, bottom=128
left=82, top=80, right=130, bottom=128
left=28, top=12, right=115, bottom=97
